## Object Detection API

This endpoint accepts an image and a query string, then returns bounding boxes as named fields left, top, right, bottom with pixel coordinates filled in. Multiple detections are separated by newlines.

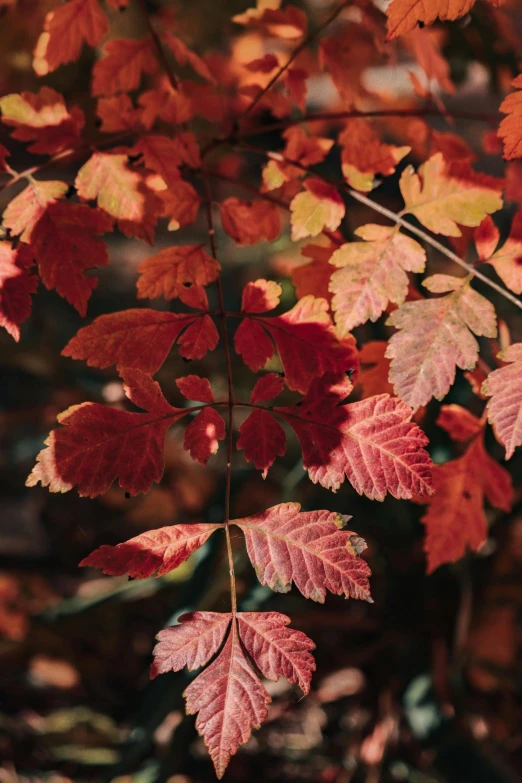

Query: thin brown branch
left=202, top=170, right=237, bottom=615
left=238, top=107, right=501, bottom=137
left=238, top=0, right=350, bottom=123
left=136, top=0, right=179, bottom=91
left=237, top=142, right=522, bottom=313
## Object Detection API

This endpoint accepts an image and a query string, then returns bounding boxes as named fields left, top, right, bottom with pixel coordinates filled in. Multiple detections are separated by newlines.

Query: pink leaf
left=151, top=612, right=231, bottom=676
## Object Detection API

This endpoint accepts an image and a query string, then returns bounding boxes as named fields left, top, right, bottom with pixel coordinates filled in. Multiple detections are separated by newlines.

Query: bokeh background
left=1, top=1, right=522, bottom=782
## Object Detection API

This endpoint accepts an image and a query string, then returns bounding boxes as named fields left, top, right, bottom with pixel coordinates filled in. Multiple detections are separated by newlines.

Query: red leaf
left=151, top=612, right=231, bottom=676
left=421, top=437, right=513, bottom=572
left=80, top=523, right=222, bottom=577
left=237, top=611, right=315, bottom=694
left=219, top=198, right=281, bottom=246
left=0, top=88, right=85, bottom=155
left=96, top=95, right=140, bottom=133
left=137, top=245, right=220, bottom=301
left=26, top=370, right=187, bottom=498
left=184, top=408, right=226, bottom=465
left=482, top=343, right=522, bottom=458
left=0, top=143, right=10, bottom=173
left=184, top=620, right=270, bottom=779
left=92, top=38, right=158, bottom=97
left=131, top=134, right=184, bottom=186
left=75, top=152, right=160, bottom=243
left=177, top=314, right=219, bottom=360
left=250, top=373, right=285, bottom=404
left=358, top=341, right=394, bottom=399
left=159, top=181, right=202, bottom=231
left=235, top=290, right=357, bottom=393
left=241, top=279, right=281, bottom=313
left=235, top=502, right=372, bottom=603
left=436, top=404, right=483, bottom=442
left=276, top=373, right=433, bottom=499
left=237, top=408, right=286, bottom=477
left=27, top=202, right=112, bottom=316
left=3, top=180, right=68, bottom=240
left=62, top=309, right=204, bottom=374
left=177, top=375, right=215, bottom=403
left=0, top=242, right=37, bottom=341
left=291, top=241, right=337, bottom=303
left=33, top=0, right=108, bottom=76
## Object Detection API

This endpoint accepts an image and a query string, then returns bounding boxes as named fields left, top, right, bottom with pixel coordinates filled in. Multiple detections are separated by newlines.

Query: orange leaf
left=339, top=120, right=410, bottom=192
left=2, top=180, right=68, bottom=240
left=498, top=73, right=522, bottom=161
left=436, top=404, right=483, bottom=441
left=91, top=38, right=159, bottom=97
left=386, top=0, right=475, bottom=40
left=219, top=198, right=281, bottom=246
left=358, top=341, right=394, bottom=399
left=137, top=245, right=220, bottom=301
left=33, top=0, right=108, bottom=76
left=290, top=179, right=345, bottom=241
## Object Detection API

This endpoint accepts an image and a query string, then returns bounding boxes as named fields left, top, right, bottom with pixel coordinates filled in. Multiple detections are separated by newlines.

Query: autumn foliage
left=1, top=0, right=522, bottom=777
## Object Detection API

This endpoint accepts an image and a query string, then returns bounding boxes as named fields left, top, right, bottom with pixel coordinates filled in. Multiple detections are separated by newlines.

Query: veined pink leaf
left=151, top=612, right=231, bottom=676
left=482, top=343, right=522, bottom=458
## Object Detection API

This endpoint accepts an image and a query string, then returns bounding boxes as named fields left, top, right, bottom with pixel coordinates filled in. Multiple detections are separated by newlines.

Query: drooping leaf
left=421, top=436, right=513, bottom=572
left=75, top=152, right=160, bottom=243
left=498, top=74, right=522, bottom=161
left=0, top=242, right=37, bottom=341
left=62, top=309, right=211, bottom=373
left=91, top=38, right=159, bottom=97
left=236, top=612, right=315, bottom=694
left=237, top=408, right=286, bottom=477
left=273, top=373, right=433, bottom=498
left=3, top=180, right=68, bottom=240
left=26, top=370, right=187, bottom=498
left=339, top=120, right=410, bottom=192
left=184, top=408, right=226, bottom=465
left=234, top=281, right=356, bottom=393
left=80, top=522, right=223, bottom=577
left=386, top=0, right=475, bottom=40
left=482, top=343, right=522, bottom=458
left=386, top=274, right=497, bottom=410
left=184, top=620, right=270, bottom=779
left=25, top=202, right=112, bottom=316
left=436, top=404, right=483, bottom=442
left=176, top=375, right=215, bottom=403
left=234, top=502, right=372, bottom=603
left=137, top=245, right=220, bottom=300
left=290, top=178, right=345, bottom=241
left=219, top=198, right=281, bottom=246
left=151, top=612, right=231, bottom=676
left=399, top=153, right=503, bottom=236
left=33, top=0, right=108, bottom=76
left=329, top=225, right=426, bottom=335
left=0, top=87, right=85, bottom=155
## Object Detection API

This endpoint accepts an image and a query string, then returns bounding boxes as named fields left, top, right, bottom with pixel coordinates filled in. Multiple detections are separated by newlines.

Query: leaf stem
left=238, top=0, right=350, bottom=123
left=202, top=170, right=237, bottom=615
left=237, top=142, right=522, bottom=313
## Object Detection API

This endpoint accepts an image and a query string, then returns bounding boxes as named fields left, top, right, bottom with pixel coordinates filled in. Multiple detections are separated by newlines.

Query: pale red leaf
left=234, top=502, right=372, bottom=603
left=329, top=225, right=426, bottom=335
left=33, top=0, right=108, bottom=76
left=237, top=612, right=315, bottom=694
left=421, top=437, right=513, bottom=572
left=358, top=342, right=394, bottom=399
left=219, top=198, right=281, bottom=246
left=290, top=179, right=345, bottom=241
left=184, top=620, right=270, bottom=779
left=80, top=523, right=222, bottom=578
left=386, top=0, right=475, bottom=40
left=235, top=294, right=357, bottom=393
left=75, top=152, right=160, bottom=243
left=151, top=612, right=231, bottom=676
left=184, top=408, right=225, bottom=465
left=0, top=242, right=37, bottom=341
left=176, top=375, right=215, bottom=403
left=498, top=74, right=522, bottom=161
left=237, top=408, right=286, bottom=477
left=386, top=274, right=497, bottom=410
left=250, top=373, right=285, bottom=403
left=27, top=202, right=112, bottom=316
left=276, top=373, right=433, bottom=499
left=137, top=245, right=220, bottom=300
left=399, top=153, right=503, bottom=237
left=474, top=216, right=500, bottom=261
left=0, top=87, right=84, bottom=155
left=92, top=38, right=158, bottom=97
left=436, top=404, right=483, bottom=441
left=26, top=370, right=187, bottom=498
left=62, top=309, right=204, bottom=374
left=482, top=342, right=522, bottom=458
left=3, top=180, right=68, bottom=240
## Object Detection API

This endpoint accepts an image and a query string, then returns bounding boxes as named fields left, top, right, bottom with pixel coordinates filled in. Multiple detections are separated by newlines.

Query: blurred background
left=1, top=1, right=522, bottom=781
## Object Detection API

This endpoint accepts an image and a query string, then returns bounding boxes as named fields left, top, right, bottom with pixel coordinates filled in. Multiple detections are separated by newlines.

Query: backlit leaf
left=151, top=612, right=231, bottom=676
left=339, top=120, right=410, bottom=192
left=0, top=88, right=84, bottom=155
left=3, top=180, right=68, bottom=240
left=237, top=408, right=286, bottom=477
left=290, top=178, right=345, bottom=241
left=498, top=74, right=522, bottom=161
left=386, top=0, right=475, bottom=40
left=184, top=407, right=226, bottom=465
